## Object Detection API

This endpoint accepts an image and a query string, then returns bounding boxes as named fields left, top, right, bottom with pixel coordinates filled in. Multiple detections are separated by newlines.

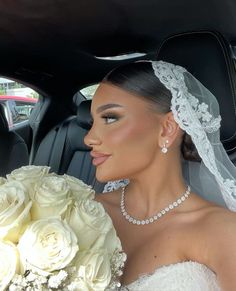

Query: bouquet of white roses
left=0, top=166, right=126, bottom=291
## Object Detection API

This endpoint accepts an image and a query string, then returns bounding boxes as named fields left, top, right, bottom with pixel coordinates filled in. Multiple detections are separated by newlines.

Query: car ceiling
left=0, top=0, right=236, bottom=98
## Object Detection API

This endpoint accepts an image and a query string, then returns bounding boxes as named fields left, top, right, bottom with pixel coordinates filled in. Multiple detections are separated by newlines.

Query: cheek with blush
left=95, top=116, right=160, bottom=182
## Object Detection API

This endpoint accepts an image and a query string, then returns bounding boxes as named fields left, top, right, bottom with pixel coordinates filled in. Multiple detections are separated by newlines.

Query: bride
left=84, top=60, right=236, bottom=290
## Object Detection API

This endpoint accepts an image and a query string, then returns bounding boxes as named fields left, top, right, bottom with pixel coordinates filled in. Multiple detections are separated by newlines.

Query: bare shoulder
left=199, top=206, right=236, bottom=289
left=194, top=203, right=236, bottom=243
left=184, top=192, right=236, bottom=229
left=201, top=205, right=236, bottom=233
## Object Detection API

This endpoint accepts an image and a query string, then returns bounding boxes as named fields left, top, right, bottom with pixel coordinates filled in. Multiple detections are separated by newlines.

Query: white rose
left=0, top=177, right=6, bottom=185
left=18, top=218, right=78, bottom=275
left=0, top=240, right=19, bottom=291
left=65, top=199, right=114, bottom=251
left=63, top=174, right=95, bottom=200
left=92, top=225, right=123, bottom=255
left=30, top=175, right=73, bottom=220
left=70, top=249, right=111, bottom=291
left=0, top=181, right=32, bottom=243
left=7, top=165, right=50, bottom=191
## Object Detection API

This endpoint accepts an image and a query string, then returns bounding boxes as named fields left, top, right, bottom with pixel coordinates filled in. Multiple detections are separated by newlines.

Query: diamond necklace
left=120, top=185, right=191, bottom=225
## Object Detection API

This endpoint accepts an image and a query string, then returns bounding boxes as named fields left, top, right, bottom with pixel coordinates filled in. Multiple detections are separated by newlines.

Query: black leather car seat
left=157, top=31, right=236, bottom=159
left=33, top=100, right=104, bottom=192
left=0, top=103, right=29, bottom=176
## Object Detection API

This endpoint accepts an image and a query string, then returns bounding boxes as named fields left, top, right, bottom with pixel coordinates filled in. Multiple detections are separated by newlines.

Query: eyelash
left=101, top=114, right=119, bottom=124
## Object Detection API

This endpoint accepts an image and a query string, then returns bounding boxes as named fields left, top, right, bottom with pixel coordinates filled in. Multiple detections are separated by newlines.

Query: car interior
left=0, top=103, right=29, bottom=176
left=0, top=1, right=236, bottom=197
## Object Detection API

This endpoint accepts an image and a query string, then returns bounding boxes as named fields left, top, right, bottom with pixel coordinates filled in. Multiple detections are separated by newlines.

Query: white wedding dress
left=119, top=261, right=220, bottom=291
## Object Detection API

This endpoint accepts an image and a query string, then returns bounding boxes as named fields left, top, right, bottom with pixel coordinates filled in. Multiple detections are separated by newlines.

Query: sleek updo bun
left=103, top=61, right=201, bottom=162
left=181, top=133, right=201, bottom=162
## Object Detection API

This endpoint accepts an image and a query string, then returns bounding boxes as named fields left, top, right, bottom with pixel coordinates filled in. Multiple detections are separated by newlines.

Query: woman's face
left=84, top=82, right=164, bottom=182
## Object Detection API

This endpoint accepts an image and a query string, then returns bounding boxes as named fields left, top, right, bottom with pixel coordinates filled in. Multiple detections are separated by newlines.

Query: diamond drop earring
left=161, top=140, right=169, bottom=153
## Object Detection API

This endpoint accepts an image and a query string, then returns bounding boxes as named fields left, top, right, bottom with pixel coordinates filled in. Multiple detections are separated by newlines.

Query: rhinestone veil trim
left=120, top=185, right=191, bottom=225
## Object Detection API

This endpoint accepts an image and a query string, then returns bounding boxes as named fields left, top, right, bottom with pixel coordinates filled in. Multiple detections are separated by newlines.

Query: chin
left=95, top=173, right=114, bottom=183
left=95, top=169, right=126, bottom=183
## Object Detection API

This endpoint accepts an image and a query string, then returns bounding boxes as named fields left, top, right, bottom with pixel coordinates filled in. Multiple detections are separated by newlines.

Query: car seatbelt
left=49, top=117, right=74, bottom=174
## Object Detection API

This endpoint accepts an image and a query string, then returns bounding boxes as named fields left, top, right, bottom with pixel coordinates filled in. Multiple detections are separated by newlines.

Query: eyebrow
left=96, top=103, right=123, bottom=113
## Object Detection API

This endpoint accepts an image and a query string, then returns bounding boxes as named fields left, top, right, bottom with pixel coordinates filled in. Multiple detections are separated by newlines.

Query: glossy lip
left=90, top=151, right=111, bottom=166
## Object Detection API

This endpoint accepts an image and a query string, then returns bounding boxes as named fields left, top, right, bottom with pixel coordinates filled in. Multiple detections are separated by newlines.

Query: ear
left=158, top=112, right=181, bottom=148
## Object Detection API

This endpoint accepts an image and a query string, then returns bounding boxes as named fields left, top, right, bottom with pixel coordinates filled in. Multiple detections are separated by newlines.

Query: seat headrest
left=0, top=103, right=9, bottom=132
left=76, top=100, right=92, bottom=130
left=73, top=92, right=86, bottom=107
left=157, top=31, right=236, bottom=154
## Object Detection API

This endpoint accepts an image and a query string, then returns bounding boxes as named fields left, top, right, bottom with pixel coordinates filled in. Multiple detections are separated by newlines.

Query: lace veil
left=103, top=60, right=236, bottom=212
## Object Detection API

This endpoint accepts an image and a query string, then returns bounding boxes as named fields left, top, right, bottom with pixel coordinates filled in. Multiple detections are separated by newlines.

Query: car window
left=14, top=101, right=35, bottom=122
left=0, top=77, right=39, bottom=128
left=7, top=100, right=20, bottom=124
left=80, top=84, right=99, bottom=99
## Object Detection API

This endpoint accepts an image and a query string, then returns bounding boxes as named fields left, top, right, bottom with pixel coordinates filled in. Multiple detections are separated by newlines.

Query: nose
left=78, top=99, right=101, bottom=147
left=84, top=127, right=102, bottom=148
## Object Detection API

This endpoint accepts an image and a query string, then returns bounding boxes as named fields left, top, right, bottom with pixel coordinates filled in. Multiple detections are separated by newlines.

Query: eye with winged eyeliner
left=90, top=103, right=124, bottom=124
left=101, top=113, right=120, bottom=124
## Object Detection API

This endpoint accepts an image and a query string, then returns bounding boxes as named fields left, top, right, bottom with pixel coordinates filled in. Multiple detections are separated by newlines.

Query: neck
left=124, top=151, right=187, bottom=219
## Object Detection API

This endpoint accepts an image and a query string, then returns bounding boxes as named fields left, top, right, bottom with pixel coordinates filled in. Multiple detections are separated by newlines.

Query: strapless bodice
left=119, top=261, right=220, bottom=291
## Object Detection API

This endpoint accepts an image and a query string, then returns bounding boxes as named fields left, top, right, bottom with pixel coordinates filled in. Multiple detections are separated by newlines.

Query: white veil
left=104, top=61, right=236, bottom=212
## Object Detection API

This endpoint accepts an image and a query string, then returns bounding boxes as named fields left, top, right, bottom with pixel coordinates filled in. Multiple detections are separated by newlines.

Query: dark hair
left=103, top=61, right=201, bottom=162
